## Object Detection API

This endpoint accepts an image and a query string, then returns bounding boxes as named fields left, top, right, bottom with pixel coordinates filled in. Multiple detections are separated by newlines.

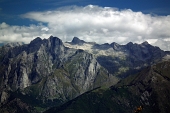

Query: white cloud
left=1, top=5, right=170, bottom=50
left=0, top=22, right=51, bottom=43
left=152, top=39, right=170, bottom=51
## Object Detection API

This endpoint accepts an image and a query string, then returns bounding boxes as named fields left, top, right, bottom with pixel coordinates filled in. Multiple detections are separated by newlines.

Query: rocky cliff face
left=0, top=36, right=168, bottom=112
left=45, top=59, right=170, bottom=113
left=0, top=36, right=116, bottom=112
left=65, top=38, right=167, bottom=77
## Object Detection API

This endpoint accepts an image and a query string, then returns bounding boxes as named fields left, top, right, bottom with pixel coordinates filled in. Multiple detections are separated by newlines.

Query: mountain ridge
left=65, top=37, right=167, bottom=77
left=45, top=59, right=170, bottom=113
left=0, top=36, right=169, bottom=113
left=0, top=36, right=117, bottom=112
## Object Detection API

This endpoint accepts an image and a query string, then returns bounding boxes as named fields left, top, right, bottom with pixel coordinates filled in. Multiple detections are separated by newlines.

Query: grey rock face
left=65, top=38, right=167, bottom=78
left=71, top=37, right=85, bottom=45
left=0, top=36, right=168, bottom=111
left=45, top=60, right=170, bottom=113
left=0, top=36, right=115, bottom=107
left=4, top=42, right=24, bottom=48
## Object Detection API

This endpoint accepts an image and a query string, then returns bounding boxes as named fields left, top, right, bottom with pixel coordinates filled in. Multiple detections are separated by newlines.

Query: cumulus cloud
left=0, top=22, right=51, bottom=43
left=1, top=5, right=170, bottom=50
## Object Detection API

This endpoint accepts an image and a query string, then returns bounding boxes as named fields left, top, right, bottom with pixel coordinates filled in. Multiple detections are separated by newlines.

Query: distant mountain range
left=65, top=37, right=167, bottom=77
left=0, top=36, right=170, bottom=113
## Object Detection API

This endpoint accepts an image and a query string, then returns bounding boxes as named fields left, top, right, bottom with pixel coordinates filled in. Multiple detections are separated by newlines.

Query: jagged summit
left=48, top=35, right=63, bottom=46
left=0, top=35, right=114, bottom=112
left=110, top=42, right=121, bottom=51
left=141, top=41, right=149, bottom=45
left=0, top=36, right=169, bottom=113
left=30, top=37, right=42, bottom=45
left=71, top=37, right=85, bottom=45
left=126, top=42, right=133, bottom=46
left=4, top=42, right=24, bottom=48
left=29, top=36, right=63, bottom=46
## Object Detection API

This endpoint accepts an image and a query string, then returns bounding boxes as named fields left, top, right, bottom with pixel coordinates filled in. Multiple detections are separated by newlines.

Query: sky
left=0, top=0, right=170, bottom=50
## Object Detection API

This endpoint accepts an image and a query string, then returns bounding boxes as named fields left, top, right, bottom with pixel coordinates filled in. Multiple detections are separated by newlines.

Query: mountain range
left=0, top=36, right=170, bottom=113
left=45, top=59, right=170, bottom=113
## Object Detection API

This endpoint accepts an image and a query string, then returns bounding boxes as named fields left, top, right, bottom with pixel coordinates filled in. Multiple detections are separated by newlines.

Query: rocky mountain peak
left=48, top=36, right=64, bottom=47
left=141, top=41, right=149, bottom=45
left=0, top=36, right=169, bottom=113
left=4, top=42, right=24, bottom=48
left=71, top=37, right=85, bottom=45
left=93, top=43, right=111, bottom=50
left=30, top=37, right=42, bottom=45
left=110, top=42, right=121, bottom=50
left=126, top=42, right=133, bottom=46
